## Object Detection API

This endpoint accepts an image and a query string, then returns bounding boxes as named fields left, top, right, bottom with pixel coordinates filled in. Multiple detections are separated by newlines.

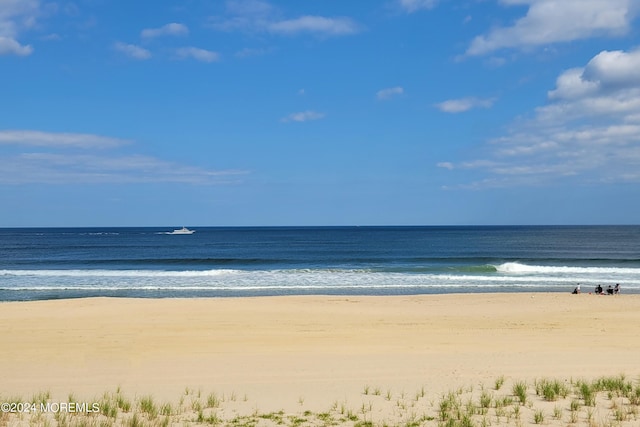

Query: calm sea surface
left=1, top=226, right=639, bottom=301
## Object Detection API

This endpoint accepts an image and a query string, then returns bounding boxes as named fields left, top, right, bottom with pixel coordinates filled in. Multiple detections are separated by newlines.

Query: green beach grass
left=2, top=374, right=640, bottom=427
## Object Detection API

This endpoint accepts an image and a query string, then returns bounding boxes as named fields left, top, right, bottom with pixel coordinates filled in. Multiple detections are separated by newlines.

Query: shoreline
left=3, top=287, right=640, bottom=304
left=2, top=293, right=639, bottom=424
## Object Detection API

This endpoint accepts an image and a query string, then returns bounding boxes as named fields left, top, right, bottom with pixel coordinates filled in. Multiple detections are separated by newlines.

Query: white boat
left=168, top=227, right=195, bottom=235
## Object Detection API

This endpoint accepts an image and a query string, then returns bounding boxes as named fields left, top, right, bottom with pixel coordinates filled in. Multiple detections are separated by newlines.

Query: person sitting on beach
left=614, top=284, right=620, bottom=294
left=595, top=284, right=603, bottom=295
left=572, top=284, right=581, bottom=294
left=607, top=285, right=614, bottom=295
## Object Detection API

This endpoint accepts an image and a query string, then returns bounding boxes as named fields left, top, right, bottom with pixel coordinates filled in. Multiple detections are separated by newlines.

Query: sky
left=1, top=0, right=640, bottom=227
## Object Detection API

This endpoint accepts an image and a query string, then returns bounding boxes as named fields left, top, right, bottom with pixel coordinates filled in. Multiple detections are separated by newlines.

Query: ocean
left=1, top=226, right=639, bottom=301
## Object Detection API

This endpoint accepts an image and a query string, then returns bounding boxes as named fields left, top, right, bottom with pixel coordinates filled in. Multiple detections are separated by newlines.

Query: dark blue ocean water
left=1, top=226, right=639, bottom=301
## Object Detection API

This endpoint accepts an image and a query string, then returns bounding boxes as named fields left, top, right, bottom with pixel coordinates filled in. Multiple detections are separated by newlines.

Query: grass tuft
left=5, top=375, right=640, bottom=427
left=138, top=395, right=157, bottom=419
left=206, top=392, right=220, bottom=409
left=512, top=381, right=527, bottom=405
left=578, top=380, right=596, bottom=406
left=533, top=409, right=544, bottom=424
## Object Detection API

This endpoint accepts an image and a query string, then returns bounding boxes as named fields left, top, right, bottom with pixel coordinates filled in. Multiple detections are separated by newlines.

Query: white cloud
left=0, top=130, right=129, bottom=148
left=377, top=86, right=404, bottom=100
left=398, top=0, right=439, bottom=13
left=0, top=0, right=39, bottom=56
left=210, top=0, right=361, bottom=37
left=547, top=67, right=599, bottom=100
left=466, top=0, right=637, bottom=56
left=0, top=35, right=32, bottom=55
left=0, top=153, right=247, bottom=185
left=582, top=49, right=640, bottom=88
left=176, top=47, right=220, bottom=62
left=440, top=47, right=640, bottom=187
left=0, top=129, right=247, bottom=185
left=141, top=23, right=189, bottom=39
left=281, top=111, right=325, bottom=123
left=435, top=97, right=495, bottom=113
left=541, top=48, right=640, bottom=122
left=113, top=42, right=151, bottom=60
left=268, top=16, right=359, bottom=36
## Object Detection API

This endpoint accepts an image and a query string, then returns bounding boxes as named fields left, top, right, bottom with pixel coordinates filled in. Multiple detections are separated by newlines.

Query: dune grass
left=1, top=374, right=639, bottom=426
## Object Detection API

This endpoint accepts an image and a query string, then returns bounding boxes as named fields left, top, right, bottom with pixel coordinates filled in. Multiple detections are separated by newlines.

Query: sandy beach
left=2, top=293, right=640, bottom=426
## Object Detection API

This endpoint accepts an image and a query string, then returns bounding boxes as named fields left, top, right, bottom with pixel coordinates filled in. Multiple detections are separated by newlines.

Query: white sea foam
left=4, top=264, right=638, bottom=281
left=3, top=281, right=638, bottom=292
left=495, top=262, right=640, bottom=276
left=2, top=263, right=639, bottom=296
left=0, top=283, right=544, bottom=292
left=0, top=269, right=242, bottom=277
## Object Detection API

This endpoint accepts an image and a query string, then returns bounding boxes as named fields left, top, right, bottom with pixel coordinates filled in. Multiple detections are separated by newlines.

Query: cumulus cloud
left=377, top=86, right=404, bottom=100
left=547, top=68, right=599, bottom=100
left=440, top=47, right=640, bottom=187
left=466, top=0, right=637, bottom=56
left=209, top=0, right=361, bottom=37
left=0, top=0, right=38, bottom=56
left=281, top=111, right=325, bottom=123
left=141, top=23, right=189, bottom=39
left=397, top=0, right=439, bottom=13
left=581, top=49, right=640, bottom=88
left=540, top=49, right=640, bottom=122
left=113, top=42, right=151, bottom=60
left=175, top=47, right=219, bottom=62
left=435, top=97, right=495, bottom=113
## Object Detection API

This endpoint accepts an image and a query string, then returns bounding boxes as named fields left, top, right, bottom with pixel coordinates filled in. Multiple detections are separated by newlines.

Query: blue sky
left=1, top=0, right=640, bottom=226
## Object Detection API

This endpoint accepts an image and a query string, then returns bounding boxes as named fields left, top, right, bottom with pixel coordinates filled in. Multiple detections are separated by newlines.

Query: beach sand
left=1, top=293, right=639, bottom=426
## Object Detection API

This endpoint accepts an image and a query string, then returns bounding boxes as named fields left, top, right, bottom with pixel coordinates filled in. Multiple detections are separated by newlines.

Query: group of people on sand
left=571, top=283, right=620, bottom=295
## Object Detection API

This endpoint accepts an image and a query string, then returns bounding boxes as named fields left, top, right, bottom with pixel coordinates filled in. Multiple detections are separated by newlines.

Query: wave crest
left=495, top=262, right=640, bottom=275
